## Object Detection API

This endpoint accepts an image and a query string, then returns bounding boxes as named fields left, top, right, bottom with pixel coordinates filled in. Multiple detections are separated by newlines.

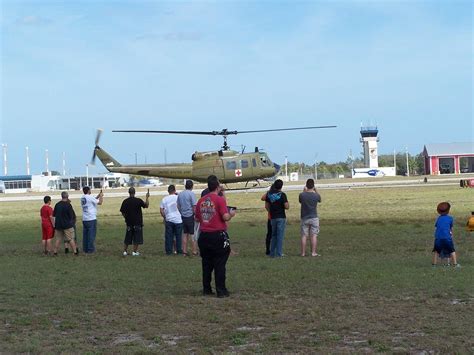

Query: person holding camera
left=195, top=175, right=236, bottom=298
left=80, top=186, right=103, bottom=254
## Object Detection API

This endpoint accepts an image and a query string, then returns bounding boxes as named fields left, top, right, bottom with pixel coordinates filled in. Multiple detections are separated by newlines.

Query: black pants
left=265, top=219, right=272, bottom=255
left=198, top=231, right=231, bottom=295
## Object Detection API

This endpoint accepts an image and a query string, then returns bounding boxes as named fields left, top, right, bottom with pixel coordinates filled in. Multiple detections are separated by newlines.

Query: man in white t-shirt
left=160, top=185, right=183, bottom=255
left=80, top=186, right=103, bottom=253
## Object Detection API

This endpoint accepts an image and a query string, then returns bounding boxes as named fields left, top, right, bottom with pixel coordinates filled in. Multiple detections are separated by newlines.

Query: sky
left=0, top=0, right=472, bottom=176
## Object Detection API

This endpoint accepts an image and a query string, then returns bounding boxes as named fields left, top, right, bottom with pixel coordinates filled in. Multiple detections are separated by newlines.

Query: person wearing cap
left=432, top=202, right=460, bottom=267
left=195, top=175, right=236, bottom=297
left=120, top=187, right=150, bottom=256
left=160, top=185, right=183, bottom=255
left=80, top=186, right=103, bottom=254
left=177, top=180, right=198, bottom=256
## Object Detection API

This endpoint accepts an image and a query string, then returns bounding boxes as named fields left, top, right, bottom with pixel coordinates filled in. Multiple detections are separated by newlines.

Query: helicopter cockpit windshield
left=259, top=153, right=273, bottom=167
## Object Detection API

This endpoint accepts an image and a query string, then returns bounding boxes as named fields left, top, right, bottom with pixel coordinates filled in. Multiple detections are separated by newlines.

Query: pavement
left=0, top=176, right=465, bottom=202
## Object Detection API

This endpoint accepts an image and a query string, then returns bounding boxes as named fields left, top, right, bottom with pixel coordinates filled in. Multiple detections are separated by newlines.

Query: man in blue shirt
left=177, top=180, right=198, bottom=256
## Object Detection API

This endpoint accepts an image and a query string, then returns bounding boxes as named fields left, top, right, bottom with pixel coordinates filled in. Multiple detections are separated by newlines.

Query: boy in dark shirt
left=265, top=179, right=289, bottom=258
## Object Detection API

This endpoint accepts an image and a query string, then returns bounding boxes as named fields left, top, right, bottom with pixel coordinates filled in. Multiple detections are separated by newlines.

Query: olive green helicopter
left=91, top=126, right=336, bottom=185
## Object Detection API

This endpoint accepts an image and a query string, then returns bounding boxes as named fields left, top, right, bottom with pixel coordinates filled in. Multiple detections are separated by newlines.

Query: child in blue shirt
left=432, top=202, right=460, bottom=267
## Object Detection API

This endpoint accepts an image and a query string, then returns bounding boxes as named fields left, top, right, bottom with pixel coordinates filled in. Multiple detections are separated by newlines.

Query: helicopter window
left=226, top=161, right=237, bottom=170
left=252, top=158, right=257, bottom=167
left=241, top=160, right=249, bottom=169
left=260, top=157, right=268, bottom=166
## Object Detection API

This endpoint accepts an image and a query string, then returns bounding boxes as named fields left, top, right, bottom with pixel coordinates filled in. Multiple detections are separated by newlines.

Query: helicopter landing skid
left=244, top=180, right=260, bottom=188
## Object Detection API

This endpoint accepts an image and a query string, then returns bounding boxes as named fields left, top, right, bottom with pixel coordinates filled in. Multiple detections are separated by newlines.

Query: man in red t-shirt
left=195, top=175, right=236, bottom=297
left=40, top=196, right=55, bottom=255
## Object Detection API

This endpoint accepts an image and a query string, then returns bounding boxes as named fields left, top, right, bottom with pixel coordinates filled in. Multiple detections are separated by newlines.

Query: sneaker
left=312, top=253, right=321, bottom=257
left=203, top=289, right=215, bottom=296
left=132, top=251, right=140, bottom=256
left=123, top=251, right=128, bottom=256
left=454, top=263, right=461, bottom=268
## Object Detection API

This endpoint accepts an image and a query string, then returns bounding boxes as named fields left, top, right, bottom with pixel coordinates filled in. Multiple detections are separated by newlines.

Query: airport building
left=0, top=173, right=125, bottom=193
left=423, top=142, right=474, bottom=175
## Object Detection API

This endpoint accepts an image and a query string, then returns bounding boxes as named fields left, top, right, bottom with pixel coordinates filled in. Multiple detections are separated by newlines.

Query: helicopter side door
left=222, top=156, right=255, bottom=182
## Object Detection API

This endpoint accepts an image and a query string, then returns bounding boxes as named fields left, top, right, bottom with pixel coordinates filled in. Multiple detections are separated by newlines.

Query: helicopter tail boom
left=94, top=146, right=122, bottom=170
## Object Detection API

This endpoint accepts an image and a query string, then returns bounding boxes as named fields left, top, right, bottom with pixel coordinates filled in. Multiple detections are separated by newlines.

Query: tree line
left=285, top=152, right=425, bottom=178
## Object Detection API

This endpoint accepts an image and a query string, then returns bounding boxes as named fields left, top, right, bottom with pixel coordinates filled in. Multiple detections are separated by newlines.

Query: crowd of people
left=40, top=175, right=464, bottom=297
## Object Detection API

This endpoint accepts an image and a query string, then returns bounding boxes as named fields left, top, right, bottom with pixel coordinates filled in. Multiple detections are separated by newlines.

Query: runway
left=0, top=176, right=464, bottom=202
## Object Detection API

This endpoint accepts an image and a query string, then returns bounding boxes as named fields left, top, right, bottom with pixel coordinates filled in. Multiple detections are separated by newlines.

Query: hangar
left=423, top=142, right=474, bottom=175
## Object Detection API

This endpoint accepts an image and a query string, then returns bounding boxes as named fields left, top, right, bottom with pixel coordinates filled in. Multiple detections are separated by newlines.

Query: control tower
left=360, top=126, right=379, bottom=168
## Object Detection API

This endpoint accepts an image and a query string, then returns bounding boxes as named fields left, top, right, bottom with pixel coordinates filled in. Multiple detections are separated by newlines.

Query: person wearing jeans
left=265, top=179, right=289, bottom=258
left=80, top=186, right=103, bottom=254
left=270, top=218, right=287, bottom=257
left=164, top=220, right=183, bottom=255
left=160, top=185, right=183, bottom=255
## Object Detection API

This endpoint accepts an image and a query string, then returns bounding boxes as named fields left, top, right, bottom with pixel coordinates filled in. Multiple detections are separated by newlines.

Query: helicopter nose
left=274, top=163, right=281, bottom=173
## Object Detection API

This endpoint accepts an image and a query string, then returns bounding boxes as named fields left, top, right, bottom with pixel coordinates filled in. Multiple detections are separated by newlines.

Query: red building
left=423, top=142, right=474, bottom=175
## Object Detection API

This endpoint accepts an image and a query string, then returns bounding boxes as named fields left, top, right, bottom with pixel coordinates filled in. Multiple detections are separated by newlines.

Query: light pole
left=314, top=153, right=318, bottom=180
left=405, top=147, right=410, bottom=177
left=2, top=144, right=7, bottom=176
left=393, top=149, right=396, bottom=175
left=26, top=146, right=30, bottom=175
left=86, top=164, right=89, bottom=187
left=45, top=149, right=49, bottom=175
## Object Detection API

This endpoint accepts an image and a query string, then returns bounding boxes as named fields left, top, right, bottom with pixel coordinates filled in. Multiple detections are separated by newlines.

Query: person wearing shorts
left=53, top=191, right=79, bottom=256
left=299, top=179, right=322, bottom=257
left=40, top=195, right=55, bottom=255
left=432, top=202, right=460, bottom=267
left=177, top=180, right=198, bottom=256
left=120, top=187, right=149, bottom=256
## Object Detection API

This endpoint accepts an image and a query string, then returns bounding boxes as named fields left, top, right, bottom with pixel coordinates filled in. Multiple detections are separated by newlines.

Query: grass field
left=1, top=185, right=473, bottom=353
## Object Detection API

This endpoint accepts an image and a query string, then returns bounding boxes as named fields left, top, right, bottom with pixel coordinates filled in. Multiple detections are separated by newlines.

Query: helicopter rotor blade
left=113, top=130, right=230, bottom=136
left=90, top=128, right=104, bottom=166
left=113, top=126, right=335, bottom=136
left=95, top=129, right=103, bottom=146
left=236, top=125, right=337, bottom=134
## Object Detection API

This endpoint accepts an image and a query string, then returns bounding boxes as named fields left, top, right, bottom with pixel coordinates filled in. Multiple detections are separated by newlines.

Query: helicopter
left=91, top=126, right=336, bottom=185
